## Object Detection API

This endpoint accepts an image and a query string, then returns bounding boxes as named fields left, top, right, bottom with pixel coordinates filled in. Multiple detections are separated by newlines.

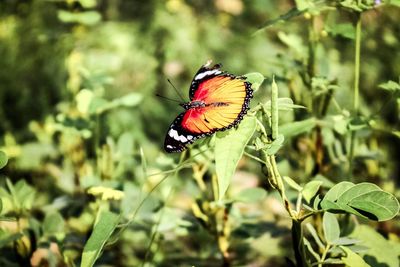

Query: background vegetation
left=0, top=0, right=399, bottom=266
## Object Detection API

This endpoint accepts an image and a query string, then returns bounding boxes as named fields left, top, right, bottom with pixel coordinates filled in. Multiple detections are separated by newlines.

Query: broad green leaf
left=340, top=246, right=370, bottom=267
left=321, top=181, right=354, bottom=207
left=215, top=116, right=256, bottom=200
left=245, top=72, right=264, bottom=91
left=302, top=181, right=323, bottom=203
left=378, top=80, right=400, bottom=91
left=336, top=183, right=381, bottom=204
left=233, top=188, right=267, bottom=203
left=81, top=211, right=119, bottom=267
left=351, top=225, right=400, bottom=267
left=322, top=182, right=399, bottom=221
left=0, top=150, right=8, bottom=169
left=348, top=190, right=399, bottom=221
left=279, top=118, right=317, bottom=138
left=283, top=176, right=302, bottom=192
left=323, top=212, right=340, bottom=244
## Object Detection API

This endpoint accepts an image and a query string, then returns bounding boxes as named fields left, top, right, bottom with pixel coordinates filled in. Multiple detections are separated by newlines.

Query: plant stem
left=348, top=11, right=362, bottom=178
left=292, top=219, right=311, bottom=267
left=353, top=13, right=361, bottom=114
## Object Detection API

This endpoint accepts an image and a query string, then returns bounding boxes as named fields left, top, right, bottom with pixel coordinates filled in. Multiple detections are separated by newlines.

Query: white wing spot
left=187, top=135, right=193, bottom=140
left=169, top=129, right=189, bottom=143
left=195, top=70, right=221, bottom=80
left=166, top=145, right=174, bottom=149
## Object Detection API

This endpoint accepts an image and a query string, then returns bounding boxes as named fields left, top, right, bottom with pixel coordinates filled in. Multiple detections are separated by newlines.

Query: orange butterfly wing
left=181, top=76, right=252, bottom=134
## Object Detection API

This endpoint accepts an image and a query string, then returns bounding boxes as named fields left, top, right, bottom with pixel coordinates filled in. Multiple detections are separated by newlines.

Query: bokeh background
left=0, top=0, right=399, bottom=266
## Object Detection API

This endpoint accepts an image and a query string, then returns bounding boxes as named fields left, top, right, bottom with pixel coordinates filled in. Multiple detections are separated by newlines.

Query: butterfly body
left=164, top=61, right=253, bottom=153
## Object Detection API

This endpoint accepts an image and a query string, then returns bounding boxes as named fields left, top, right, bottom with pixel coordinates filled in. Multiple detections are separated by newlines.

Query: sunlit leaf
left=215, top=116, right=256, bottom=200
left=351, top=225, right=400, bottom=267
left=245, top=72, right=264, bottom=91
left=283, top=176, right=302, bottom=192
left=302, top=181, right=322, bottom=203
left=58, top=10, right=101, bottom=26
left=279, top=118, right=317, bottom=138
left=340, top=246, right=370, bottom=267
left=348, top=190, right=399, bottom=221
left=0, top=150, right=8, bottom=169
left=379, top=80, right=400, bottom=91
left=321, top=181, right=354, bottom=204
left=81, top=211, right=119, bottom=267
left=323, top=212, right=340, bottom=244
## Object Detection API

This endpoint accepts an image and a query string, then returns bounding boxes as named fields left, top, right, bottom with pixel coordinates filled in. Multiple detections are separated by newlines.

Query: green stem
left=318, top=244, right=331, bottom=267
left=353, top=13, right=361, bottom=114
left=348, top=12, right=362, bottom=178
left=292, top=220, right=311, bottom=267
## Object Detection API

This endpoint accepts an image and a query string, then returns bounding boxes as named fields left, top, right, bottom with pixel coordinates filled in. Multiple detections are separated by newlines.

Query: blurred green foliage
left=0, top=0, right=399, bottom=266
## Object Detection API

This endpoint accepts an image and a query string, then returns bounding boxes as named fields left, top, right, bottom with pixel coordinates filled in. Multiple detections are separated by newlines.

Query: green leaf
left=264, top=98, right=306, bottom=111
left=331, top=237, right=360, bottom=246
left=389, top=0, right=400, bottom=7
left=325, top=23, right=355, bottom=39
left=233, top=187, right=267, bottom=203
left=43, top=212, right=65, bottom=236
left=245, top=72, right=264, bottom=91
left=323, top=212, right=340, bottom=244
left=263, top=134, right=285, bottom=155
left=378, top=80, right=400, bottom=91
left=302, top=181, right=323, bottom=203
left=89, top=97, right=109, bottom=114
left=81, top=211, right=119, bottom=267
left=279, top=118, right=317, bottom=138
left=348, top=190, right=399, bottom=221
left=321, top=181, right=355, bottom=204
left=76, top=89, right=94, bottom=115
left=58, top=10, right=101, bottom=26
left=295, top=0, right=315, bottom=11
left=350, top=225, right=400, bottom=267
left=112, top=93, right=143, bottom=107
left=336, top=183, right=381, bottom=204
left=340, top=246, right=371, bottom=267
left=215, top=116, right=256, bottom=200
left=321, top=182, right=399, bottom=221
left=283, top=176, right=302, bottom=192
left=0, top=150, right=8, bottom=169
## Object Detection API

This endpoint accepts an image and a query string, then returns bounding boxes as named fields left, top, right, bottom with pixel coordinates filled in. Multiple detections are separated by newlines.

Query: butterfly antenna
left=155, top=93, right=181, bottom=103
left=167, top=79, right=185, bottom=102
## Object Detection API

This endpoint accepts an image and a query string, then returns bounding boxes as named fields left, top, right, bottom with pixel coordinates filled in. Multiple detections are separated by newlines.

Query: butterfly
left=164, top=61, right=253, bottom=153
